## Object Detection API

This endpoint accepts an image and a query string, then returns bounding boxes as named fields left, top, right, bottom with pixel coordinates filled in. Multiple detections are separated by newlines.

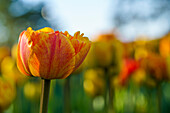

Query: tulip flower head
left=17, top=27, right=91, bottom=79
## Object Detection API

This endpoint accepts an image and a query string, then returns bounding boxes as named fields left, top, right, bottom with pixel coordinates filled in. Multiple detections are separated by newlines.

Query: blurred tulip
left=94, top=42, right=113, bottom=67
left=131, top=68, right=146, bottom=85
left=134, top=48, right=148, bottom=60
left=0, top=46, right=10, bottom=71
left=11, top=44, right=18, bottom=60
left=0, top=46, right=10, bottom=61
left=17, top=27, right=91, bottom=79
left=123, top=42, right=135, bottom=58
left=145, top=39, right=160, bottom=54
left=111, top=39, right=124, bottom=71
left=84, top=43, right=97, bottom=68
left=111, top=76, right=120, bottom=88
left=85, top=33, right=123, bottom=69
left=96, top=33, right=117, bottom=42
left=1, top=56, right=27, bottom=85
left=24, top=81, right=41, bottom=101
left=118, top=58, right=140, bottom=85
left=134, top=36, right=159, bottom=54
left=159, top=33, right=170, bottom=58
left=85, top=41, right=112, bottom=68
left=159, top=33, right=170, bottom=78
left=0, top=77, right=16, bottom=111
left=141, top=53, right=168, bottom=81
left=83, top=69, right=105, bottom=97
left=134, top=38, right=148, bottom=47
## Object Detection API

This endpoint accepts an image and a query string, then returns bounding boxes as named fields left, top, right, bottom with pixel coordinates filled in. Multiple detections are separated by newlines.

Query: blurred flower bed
left=0, top=1, right=170, bottom=113
left=0, top=31, right=169, bottom=113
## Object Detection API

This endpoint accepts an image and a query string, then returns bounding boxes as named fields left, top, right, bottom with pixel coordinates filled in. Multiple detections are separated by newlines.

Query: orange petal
left=70, top=31, right=91, bottom=71
left=28, top=32, right=76, bottom=79
left=17, top=31, right=32, bottom=76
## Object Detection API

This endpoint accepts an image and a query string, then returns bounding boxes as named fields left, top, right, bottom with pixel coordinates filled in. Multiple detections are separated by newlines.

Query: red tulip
left=17, top=27, right=91, bottom=79
left=119, top=58, right=140, bottom=85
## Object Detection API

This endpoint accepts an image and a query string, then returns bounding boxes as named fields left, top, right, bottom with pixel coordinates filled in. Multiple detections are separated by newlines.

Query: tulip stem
left=64, top=77, right=71, bottom=113
left=157, top=84, right=162, bottom=113
left=39, top=79, right=51, bottom=113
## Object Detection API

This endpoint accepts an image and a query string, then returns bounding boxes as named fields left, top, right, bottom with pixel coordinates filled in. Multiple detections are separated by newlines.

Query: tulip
left=140, top=53, right=168, bottom=81
left=24, top=82, right=41, bottom=101
left=159, top=34, right=170, bottom=58
left=85, top=33, right=123, bottom=68
left=0, top=77, right=16, bottom=112
left=131, top=68, right=146, bottom=85
left=83, top=69, right=105, bottom=97
left=11, top=44, right=18, bottom=60
left=83, top=69, right=105, bottom=112
left=17, top=27, right=91, bottom=113
left=0, top=46, right=10, bottom=71
left=1, top=56, right=27, bottom=85
left=17, top=27, right=91, bottom=79
left=0, top=46, right=10, bottom=61
left=118, top=58, right=140, bottom=86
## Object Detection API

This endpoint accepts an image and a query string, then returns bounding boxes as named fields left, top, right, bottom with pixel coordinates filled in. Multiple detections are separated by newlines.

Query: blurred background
left=0, top=0, right=170, bottom=113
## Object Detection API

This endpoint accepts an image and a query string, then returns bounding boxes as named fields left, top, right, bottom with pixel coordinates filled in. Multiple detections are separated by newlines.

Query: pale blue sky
left=21, top=0, right=170, bottom=41
left=44, top=0, right=113, bottom=40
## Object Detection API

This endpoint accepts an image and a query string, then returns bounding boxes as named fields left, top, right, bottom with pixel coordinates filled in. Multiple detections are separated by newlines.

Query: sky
left=21, top=0, right=170, bottom=41
left=43, top=0, right=113, bottom=40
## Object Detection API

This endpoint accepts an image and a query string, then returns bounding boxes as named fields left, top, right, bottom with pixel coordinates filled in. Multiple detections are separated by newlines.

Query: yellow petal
left=36, top=27, right=55, bottom=33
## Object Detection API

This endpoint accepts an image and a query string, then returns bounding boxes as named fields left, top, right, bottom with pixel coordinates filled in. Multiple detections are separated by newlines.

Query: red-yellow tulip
left=17, top=27, right=91, bottom=79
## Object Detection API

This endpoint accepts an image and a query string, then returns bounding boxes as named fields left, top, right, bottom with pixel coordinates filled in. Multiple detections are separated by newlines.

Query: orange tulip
left=159, top=33, right=170, bottom=58
left=17, top=27, right=91, bottom=79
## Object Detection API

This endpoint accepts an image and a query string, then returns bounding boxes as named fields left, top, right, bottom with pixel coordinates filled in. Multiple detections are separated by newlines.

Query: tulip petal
left=17, top=31, right=32, bottom=76
left=36, top=27, right=55, bottom=33
left=19, top=31, right=34, bottom=74
left=28, top=32, right=76, bottom=79
left=70, top=31, right=91, bottom=70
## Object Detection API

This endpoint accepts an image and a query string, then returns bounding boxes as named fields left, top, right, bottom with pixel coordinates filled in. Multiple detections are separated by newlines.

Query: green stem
left=90, top=98, right=94, bottom=113
left=104, top=67, right=115, bottom=113
left=64, top=77, right=71, bottom=113
left=104, top=68, right=114, bottom=113
left=13, top=85, right=23, bottom=113
left=108, top=84, right=114, bottom=113
left=39, top=79, right=51, bottom=113
left=104, top=68, right=108, bottom=113
left=107, top=74, right=114, bottom=113
left=157, top=85, right=162, bottom=113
